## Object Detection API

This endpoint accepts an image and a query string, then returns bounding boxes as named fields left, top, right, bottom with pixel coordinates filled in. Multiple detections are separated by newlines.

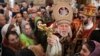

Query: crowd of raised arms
left=0, top=0, right=100, bottom=56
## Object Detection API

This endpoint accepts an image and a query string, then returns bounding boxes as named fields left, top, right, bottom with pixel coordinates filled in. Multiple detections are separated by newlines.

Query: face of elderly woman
left=80, top=44, right=90, bottom=56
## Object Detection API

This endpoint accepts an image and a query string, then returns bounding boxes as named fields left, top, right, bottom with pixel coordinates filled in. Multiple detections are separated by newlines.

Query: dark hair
left=84, top=40, right=95, bottom=53
left=2, top=3, right=7, bottom=7
left=7, top=24, right=15, bottom=32
left=30, top=1, right=34, bottom=7
left=5, top=31, right=19, bottom=40
left=98, top=6, right=100, bottom=11
left=84, top=20, right=88, bottom=25
left=96, top=15, right=100, bottom=20
left=14, top=12, right=22, bottom=18
left=0, top=9, right=4, bottom=14
left=14, top=2, right=17, bottom=4
left=12, top=12, right=18, bottom=17
left=22, top=11, right=28, bottom=17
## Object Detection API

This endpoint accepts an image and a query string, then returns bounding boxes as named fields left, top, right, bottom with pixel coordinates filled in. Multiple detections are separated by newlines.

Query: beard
left=57, top=29, right=68, bottom=37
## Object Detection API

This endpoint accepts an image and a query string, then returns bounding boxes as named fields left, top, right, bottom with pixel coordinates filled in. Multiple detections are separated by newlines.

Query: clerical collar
left=84, top=22, right=93, bottom=30
left=95, top=28, right=100, bottom=30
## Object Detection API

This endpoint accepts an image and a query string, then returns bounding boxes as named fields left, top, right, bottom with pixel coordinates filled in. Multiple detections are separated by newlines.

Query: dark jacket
left=90, top=30, right=100, bottom=43
left=2, top=46, right=15, bottom=56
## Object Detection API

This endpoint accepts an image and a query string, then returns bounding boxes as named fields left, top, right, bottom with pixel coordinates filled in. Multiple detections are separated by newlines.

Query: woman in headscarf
left=80, top=40, right=100, bottom=56
left=2, top=30, right=44, bottom=56
left=33, top=16, right=48, bottom=52
left=2, top=31, right=23, bottom=56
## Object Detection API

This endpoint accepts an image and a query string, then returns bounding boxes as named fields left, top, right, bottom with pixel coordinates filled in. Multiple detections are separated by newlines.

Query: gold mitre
left=52, top=2, right=73, bottom=24
left=83, top=3, right=96, bottom=16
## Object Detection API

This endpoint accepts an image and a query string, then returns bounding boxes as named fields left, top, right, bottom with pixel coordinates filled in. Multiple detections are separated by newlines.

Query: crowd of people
left=0, top=0, right=100, bottom=56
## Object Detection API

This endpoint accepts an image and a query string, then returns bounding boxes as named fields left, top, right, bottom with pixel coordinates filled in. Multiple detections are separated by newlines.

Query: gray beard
left=57, top=31, right=68, bottom=37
